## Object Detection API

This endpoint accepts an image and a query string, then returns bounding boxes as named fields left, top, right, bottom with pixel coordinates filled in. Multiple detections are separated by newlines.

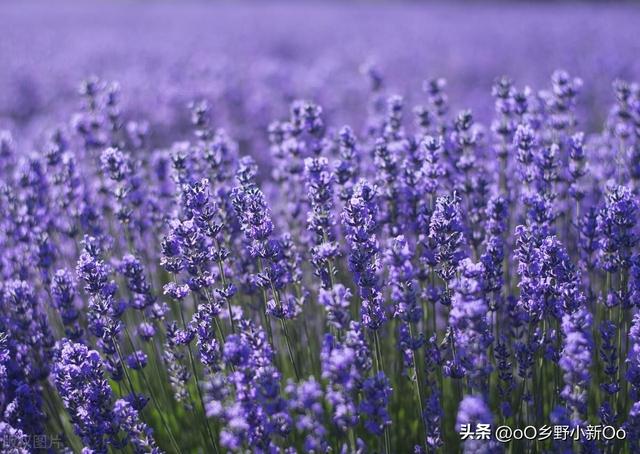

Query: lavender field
left=2, top=1, right=640, bottom=453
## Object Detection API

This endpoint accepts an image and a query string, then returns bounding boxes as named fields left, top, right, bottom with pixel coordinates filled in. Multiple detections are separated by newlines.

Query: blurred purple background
left=2, top=1, right=639, bottom=147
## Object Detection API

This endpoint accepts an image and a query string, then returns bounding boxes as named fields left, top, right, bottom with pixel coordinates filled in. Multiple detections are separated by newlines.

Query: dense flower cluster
left=3, top=3, right=640, bottom=452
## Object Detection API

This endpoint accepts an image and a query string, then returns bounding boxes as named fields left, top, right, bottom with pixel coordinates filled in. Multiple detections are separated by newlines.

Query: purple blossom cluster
left=2, top=2, right=640, bottom=453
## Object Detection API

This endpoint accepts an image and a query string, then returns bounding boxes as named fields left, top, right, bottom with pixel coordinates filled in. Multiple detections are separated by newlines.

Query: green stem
left=186, top=343, right=220, bottom=454
left=214, top=238, right=236, bottom=334
left=408, top=323, right=426, bottom=444
left=281, top=318, right=301, bottom=381
left=174, top=295, right=221, bottom=452
left=115, top=338, right=182, bottom=454
left=373, top=330, right=391, bottom=454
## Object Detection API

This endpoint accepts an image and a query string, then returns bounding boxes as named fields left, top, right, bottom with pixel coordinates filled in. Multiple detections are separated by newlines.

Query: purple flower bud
left=126, top=351, right=148, bottom=370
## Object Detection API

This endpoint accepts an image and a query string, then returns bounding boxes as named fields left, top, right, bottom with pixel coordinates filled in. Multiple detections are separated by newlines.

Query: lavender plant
left=2, top=4, right=640, bottom=452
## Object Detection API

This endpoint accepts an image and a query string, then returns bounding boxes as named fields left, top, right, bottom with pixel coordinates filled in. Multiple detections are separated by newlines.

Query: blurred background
left=2, top=0, right=639, bottom=148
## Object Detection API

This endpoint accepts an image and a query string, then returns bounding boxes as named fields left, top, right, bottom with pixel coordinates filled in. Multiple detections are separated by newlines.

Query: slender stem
left=256, top=259, right=275, bottom=348
left=186, top=343, right=220, bottom=454
left=295, top=281, right=317, bottom=375
left=113, top=340, right=137, bottom=395
left=114, top=338, right=182, bottom=454
left=348, top=428, right=357, bottom=453
left=143, top=319, right=172, bottom=409
left=373, top=330, right=391, bottom=454
left=43, top=387, right=82, bottom=453
left=213, top=316, right=227, bottom=346
left=259, top=257, right=301, bottom=378
left=281, top=318, right=301, bottom=381
left=408, top=323, right=426, bottom=444
left=174, top=295, right=221, bottom=452
left=214, top=238, right=235, bottom=334
left=302, top=314, right=320, bottom=377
